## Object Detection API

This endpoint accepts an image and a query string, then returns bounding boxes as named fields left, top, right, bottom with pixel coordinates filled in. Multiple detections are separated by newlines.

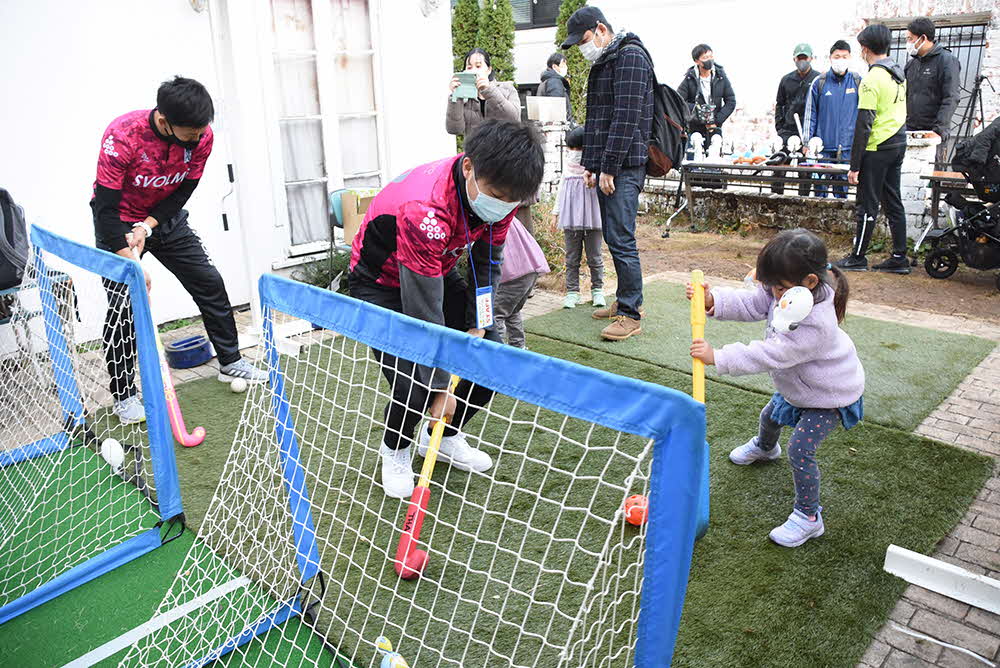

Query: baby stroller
left=922, top=119, right=1000, bottom=292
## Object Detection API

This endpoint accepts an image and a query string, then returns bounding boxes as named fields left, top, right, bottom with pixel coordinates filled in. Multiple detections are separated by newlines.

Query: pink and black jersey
left=350, top=155, right=512, bottom=287
left=93, top=110, right=213, bottom=223
left=349, top=154, right=514, bottom=331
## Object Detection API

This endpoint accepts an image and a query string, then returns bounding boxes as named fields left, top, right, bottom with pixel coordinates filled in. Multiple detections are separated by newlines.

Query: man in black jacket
left=561, top=5, right=653, bottom=342
left=904, top=17, right=961, bottom=155
left=774, top=43, right=820, bottom=195
left=677, top=44, right=737, bottom=151
left=537, top=52, right=573, bottom=123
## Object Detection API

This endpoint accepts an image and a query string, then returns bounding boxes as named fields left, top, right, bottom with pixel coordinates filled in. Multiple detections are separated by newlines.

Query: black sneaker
left=872, top=254, right=911, bottom=274
left=834, top=255, right=868, bottom=272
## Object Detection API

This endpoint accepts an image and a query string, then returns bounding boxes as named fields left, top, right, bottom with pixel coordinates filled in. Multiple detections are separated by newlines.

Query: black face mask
left=701, top=59, right=714, bottom=71
left=164, top=120, right=201, bottom=151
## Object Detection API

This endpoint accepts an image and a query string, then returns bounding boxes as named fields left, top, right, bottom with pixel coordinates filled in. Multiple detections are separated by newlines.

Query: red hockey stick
left=394, top=374, right=459, bottom=579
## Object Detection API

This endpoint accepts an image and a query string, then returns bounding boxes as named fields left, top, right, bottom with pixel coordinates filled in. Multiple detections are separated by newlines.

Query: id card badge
left=475, top=286, right=494, bottom=329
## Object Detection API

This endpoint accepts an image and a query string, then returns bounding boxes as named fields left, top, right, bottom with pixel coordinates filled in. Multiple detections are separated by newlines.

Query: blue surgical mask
left=466, top=170, right=518, bottom=223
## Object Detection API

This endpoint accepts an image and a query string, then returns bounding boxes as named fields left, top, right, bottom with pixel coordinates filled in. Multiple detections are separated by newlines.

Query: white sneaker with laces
left=728, top=437, right=782, bottom=465
left=218, top=358, right=268, bottom=384
left=769, top=508, right=825, bottom=547
left=379, top=443, right=415, bottom=499
left=114, top=395, right=146, bottom=425
left=417, top=421, right=493, bottom=473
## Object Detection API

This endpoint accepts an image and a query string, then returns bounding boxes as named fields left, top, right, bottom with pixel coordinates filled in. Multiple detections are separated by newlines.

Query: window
left=512, top=0, right=560, bottom=30
left=885, top=16, right=988, bottom=159
left=269, top=0, right=385, bottom=252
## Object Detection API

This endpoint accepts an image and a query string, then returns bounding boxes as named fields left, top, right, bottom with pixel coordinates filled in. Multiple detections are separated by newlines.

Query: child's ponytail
left=827, top=264, right=849, bottom=323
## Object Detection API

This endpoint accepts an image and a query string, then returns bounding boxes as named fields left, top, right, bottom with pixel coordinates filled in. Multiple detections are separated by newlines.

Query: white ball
left=100, top=438, right=125, bottom=470
left=230, top=378, right=248, bottom=393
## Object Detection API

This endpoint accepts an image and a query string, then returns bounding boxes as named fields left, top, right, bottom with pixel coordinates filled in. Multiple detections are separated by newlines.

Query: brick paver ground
left=164, top=273, right=1000, bottom=667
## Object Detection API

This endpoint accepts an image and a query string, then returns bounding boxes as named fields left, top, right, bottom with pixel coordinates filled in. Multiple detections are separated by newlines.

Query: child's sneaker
left=728, top=437, right=782, bottom=465
left=563, top=292, right=580, bottom=309
left=591, top=290, right=607, bottom=308
left=769, top=508, right=824, bottom=547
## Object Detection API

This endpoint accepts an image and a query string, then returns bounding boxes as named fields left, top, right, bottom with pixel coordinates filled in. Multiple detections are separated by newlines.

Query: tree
left=555, top=0, right=590, bottom=125
left=451, top=0, right=480, bottom=72
left=476, top=0, right=516, bottom=83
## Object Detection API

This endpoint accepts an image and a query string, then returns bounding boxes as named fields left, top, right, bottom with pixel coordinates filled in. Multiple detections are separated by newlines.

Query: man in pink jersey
left=348, top=120, right=544, bottom=498
left=92, top=77, right=265, bottom=424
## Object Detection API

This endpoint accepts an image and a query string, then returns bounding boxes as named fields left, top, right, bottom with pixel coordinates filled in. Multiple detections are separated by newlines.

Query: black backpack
left=647, top=73, right=691, bottom=177
left=0, top=189, right=29, bottom=292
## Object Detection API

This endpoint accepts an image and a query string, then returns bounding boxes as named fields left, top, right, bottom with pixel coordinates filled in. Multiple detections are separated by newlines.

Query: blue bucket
left=163, top=335, right=214, bottom=369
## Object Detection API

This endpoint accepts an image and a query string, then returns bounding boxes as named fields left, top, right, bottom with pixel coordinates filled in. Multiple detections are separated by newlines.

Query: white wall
left=582, top=0, right=867, bottom=124
left=0, top=0, right=247, bottom=326
left=0, top=0, right=455, bottom=330
left=515, top=26, right=560, bottom=84
left=378, top=0, right=456, bottom=174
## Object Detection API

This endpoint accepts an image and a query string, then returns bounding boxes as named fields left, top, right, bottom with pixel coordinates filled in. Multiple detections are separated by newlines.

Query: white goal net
left=120, top=275, right=706, bottom=667
left=0, top=227, right=181, bottom=626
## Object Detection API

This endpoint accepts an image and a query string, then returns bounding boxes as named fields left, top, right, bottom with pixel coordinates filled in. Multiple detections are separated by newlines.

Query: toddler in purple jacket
left=687, top=229, right=865, bottom=547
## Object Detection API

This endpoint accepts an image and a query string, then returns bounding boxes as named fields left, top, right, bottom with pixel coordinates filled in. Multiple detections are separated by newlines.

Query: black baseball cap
left=560, top=6, right=610, bottom=49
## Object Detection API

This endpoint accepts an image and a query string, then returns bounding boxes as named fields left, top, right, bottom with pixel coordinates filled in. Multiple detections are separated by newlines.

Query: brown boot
left=601, top=315, right=642, bottom=341
left=592, top=300, right=646, bottom=320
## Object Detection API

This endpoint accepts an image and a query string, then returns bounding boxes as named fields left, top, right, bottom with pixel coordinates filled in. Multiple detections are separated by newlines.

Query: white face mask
left=580, top=30, right=606, bottom=62
left=566, top=149, right=582, bottom=166
left=831, top=59, right=848, bottom=75
left=906, top=37, right=924, bottom=58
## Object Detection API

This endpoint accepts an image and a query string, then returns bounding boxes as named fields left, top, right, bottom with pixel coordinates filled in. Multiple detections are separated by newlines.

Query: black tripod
left=949, top=75, right=994, bottom=163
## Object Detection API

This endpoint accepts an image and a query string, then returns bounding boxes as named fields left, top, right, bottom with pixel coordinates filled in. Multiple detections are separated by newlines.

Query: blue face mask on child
left=466, top=170, right=518, bottom=223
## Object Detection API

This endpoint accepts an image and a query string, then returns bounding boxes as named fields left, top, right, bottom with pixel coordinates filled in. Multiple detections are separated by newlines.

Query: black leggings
left=348, top=273, right=499, bottom=450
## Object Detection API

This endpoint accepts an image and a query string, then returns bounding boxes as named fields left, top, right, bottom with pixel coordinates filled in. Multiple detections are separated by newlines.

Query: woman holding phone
left=446, top=49, right=535, bottom=233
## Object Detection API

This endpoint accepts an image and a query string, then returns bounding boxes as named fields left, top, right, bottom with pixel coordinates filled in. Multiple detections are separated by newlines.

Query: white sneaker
left=113, top=395, right=146, bottom=425
left=728, top=437, right=782, bottom=465
left=417, top=421, right=493, bottom=473
left=218, top=358, right=267, bottom=384
left=563, top=292, right=580, bottom=309
left=769, top=508, right=825, bottom=547
left=591, top=290, right=607, bottom=308
left=379, top=443, right=415, bottom=499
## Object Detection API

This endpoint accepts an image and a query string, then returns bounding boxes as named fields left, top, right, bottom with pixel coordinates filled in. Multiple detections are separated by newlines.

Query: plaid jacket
left=582, top=33, right=654, bottom=176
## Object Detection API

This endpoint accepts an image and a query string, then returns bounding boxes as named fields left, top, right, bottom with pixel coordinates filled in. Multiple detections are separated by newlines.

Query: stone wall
left=535, top=121, right=569, bottom=201
left=901, top=132, right=941, bottom=237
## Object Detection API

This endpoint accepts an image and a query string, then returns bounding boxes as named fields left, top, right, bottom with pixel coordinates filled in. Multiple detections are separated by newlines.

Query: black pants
left=853, top=145, right=907, bottom=258
left=348, top=272, right=500, bottom=450
left=97, top=210, right=240, bottom=401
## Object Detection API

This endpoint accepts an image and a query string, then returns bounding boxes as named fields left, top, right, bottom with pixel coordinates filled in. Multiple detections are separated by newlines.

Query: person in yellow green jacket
left=837, top=24, right=910, bottom=274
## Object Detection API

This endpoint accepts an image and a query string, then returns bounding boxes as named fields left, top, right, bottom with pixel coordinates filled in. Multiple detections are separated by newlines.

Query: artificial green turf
left=0, top=531, right=194, bottom=668
left=525, top=281, right=997, bottom=432
left=0, top=444, right=160, bottom=613
left=528, top=335, right=992, bottom=667
left=0, top=527, right=330, bottom=668
left=1, top=333, right=990, bottom=667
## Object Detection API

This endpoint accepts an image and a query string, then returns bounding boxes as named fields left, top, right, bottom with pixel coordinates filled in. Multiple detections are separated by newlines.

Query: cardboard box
left=526, top=96, right=566, bottom=123
left=340, top=189, right=377, bottom=246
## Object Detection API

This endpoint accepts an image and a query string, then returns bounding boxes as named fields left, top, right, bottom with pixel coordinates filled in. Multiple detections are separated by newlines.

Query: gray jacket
left=446, top=81, right=521, bottom=136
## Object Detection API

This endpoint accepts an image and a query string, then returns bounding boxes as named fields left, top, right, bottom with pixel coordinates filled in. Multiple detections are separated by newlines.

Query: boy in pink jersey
left=91, top=77, right=265, bottom=424
left=348, top=120, right=544, bottom=498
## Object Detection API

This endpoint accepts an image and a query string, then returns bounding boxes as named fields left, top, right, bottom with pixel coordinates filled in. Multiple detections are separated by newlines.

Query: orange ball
left=624, top=494, right=648, bottom=526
